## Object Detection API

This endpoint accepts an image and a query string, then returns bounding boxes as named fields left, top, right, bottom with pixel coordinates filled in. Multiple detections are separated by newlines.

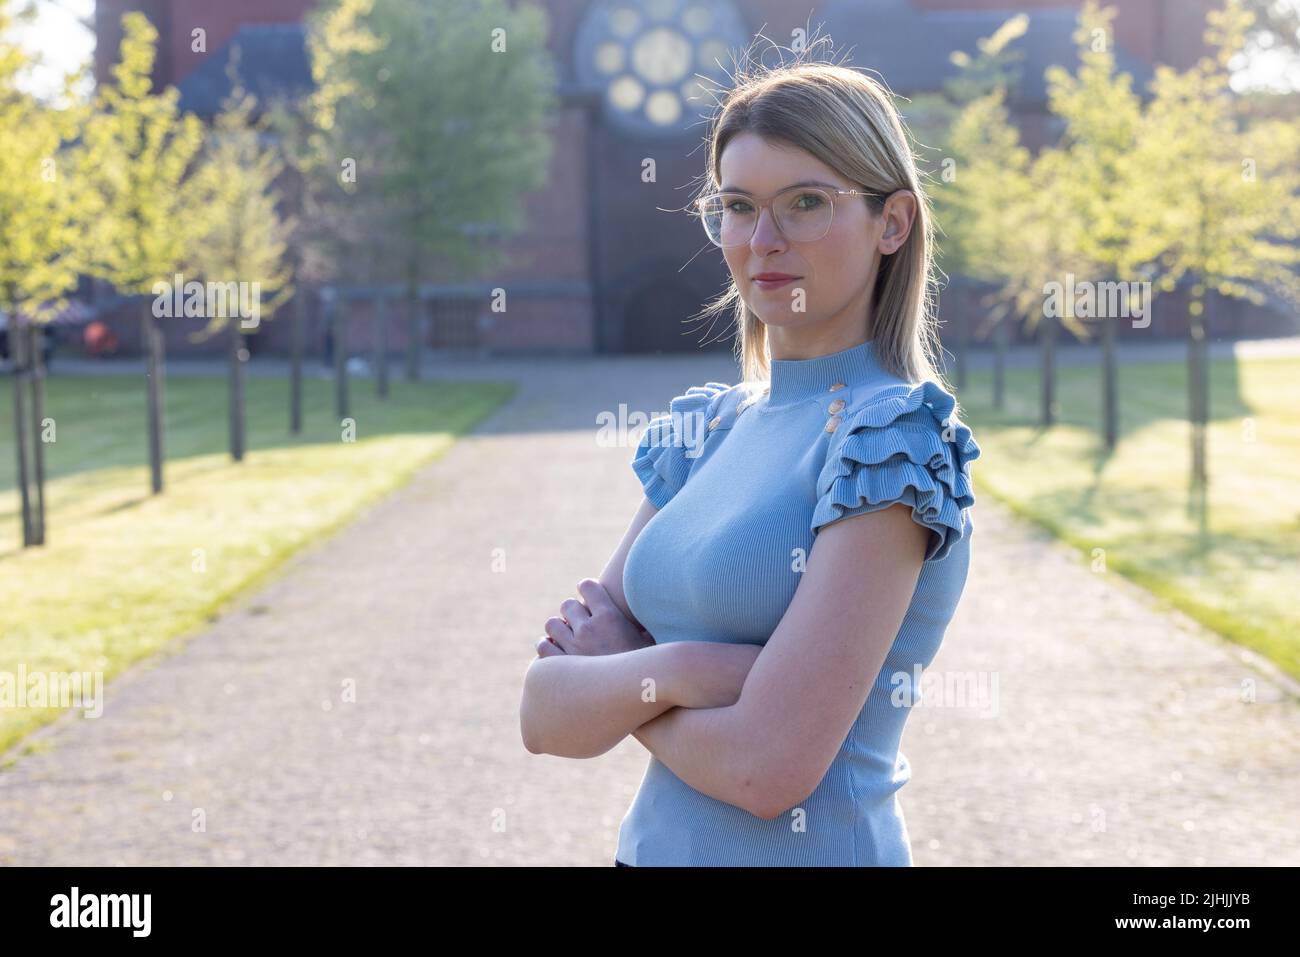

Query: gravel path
left=1, top=352, right=1296, bottom=865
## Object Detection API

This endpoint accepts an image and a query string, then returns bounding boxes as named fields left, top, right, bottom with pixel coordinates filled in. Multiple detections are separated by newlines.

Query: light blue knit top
left=616, top=338, right=982, bottom=866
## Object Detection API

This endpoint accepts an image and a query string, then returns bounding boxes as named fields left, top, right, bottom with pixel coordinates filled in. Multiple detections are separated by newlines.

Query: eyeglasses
left=695, top=185, right=889, bottom=248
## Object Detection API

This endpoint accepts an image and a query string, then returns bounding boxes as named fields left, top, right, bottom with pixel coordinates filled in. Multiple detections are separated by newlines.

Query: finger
left=559, top=596, right=591, bottom=625
left=543, top=616, right=573, bottom=652
left=575, top=578, right=617, bottom=616
left=536, top=636, right=564, bottom=657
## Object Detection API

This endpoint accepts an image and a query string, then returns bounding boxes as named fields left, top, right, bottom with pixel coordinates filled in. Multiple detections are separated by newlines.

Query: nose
left=749, top=205, right=787, bottom=256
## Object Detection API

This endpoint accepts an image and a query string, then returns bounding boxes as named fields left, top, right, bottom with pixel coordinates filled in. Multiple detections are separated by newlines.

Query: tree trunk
left=375, top=294, right=390, bottom=399
left=142, top=302, right=165, bottom=494
left=290, top=284, right=305, bottom=435
left=405, top=283, right=421, bottom=382
left=1040, top=312, right=1057, bottom=428
left=1102, top=306, right=1118, bottom=450
left=331, top=291, right=349, bottom=420
left=229, top=318, right=246, bottom=461
left=11, top=317, right=34, bottom=547
left=993, top=311, right=1009, bottom=411
left=28, top=323, right=47, bottom=544
left=1189, top=301, right=1209, bottom=488
left=1191, top=190, right=1210, bottom=492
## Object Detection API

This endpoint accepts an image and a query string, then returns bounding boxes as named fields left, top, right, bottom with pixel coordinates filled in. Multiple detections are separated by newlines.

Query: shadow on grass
left=0, top=373, right=516, bottom=496
left=959, top=354, right=1253, bottom=445
left=961, top=354, right=1261, bottom=533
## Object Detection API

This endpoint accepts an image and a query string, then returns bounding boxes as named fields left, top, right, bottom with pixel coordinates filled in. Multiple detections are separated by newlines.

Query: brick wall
left=95, top=0, right=315, bottom=88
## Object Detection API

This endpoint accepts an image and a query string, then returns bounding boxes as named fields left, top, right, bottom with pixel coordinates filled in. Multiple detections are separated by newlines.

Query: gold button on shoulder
left=825, top=415, right=840, bottom=433
left=708, top=415, right=722, bottom=431
left=829, top=398, right=846, bottom=414
left=828, top=382, right=846, bottom=392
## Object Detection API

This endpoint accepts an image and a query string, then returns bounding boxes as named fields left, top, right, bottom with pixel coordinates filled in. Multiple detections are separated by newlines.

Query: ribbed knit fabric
left=616, top=338, right=982, bottom=866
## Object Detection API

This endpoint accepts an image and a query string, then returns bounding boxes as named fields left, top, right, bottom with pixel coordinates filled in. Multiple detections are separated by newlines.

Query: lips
left=752, top=273, right=801, bottom=290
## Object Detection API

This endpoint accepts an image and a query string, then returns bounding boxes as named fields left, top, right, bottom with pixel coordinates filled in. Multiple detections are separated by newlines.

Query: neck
left=765, top=337, right=883, bottom=407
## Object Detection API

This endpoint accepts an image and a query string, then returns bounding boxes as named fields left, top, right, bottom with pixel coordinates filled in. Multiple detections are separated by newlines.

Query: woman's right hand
left=541, top=579, right=655, bottom=657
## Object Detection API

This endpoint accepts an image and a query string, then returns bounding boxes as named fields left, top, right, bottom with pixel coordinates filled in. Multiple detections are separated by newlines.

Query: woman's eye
left=793, top=193, right=824, bottom=210
left=727, top=200, right=754, bottom=213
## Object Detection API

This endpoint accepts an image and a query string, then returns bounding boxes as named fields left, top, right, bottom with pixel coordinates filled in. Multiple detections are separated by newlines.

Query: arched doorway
left=618, top=265, right=735, bottom=354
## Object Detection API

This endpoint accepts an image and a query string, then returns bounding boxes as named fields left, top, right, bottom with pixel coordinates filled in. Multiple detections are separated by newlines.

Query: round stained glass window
left=574, top=0, right=748, bottom=136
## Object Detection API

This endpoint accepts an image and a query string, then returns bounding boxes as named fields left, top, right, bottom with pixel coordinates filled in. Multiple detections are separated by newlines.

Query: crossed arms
left=519, top=494, right=927, bottom=820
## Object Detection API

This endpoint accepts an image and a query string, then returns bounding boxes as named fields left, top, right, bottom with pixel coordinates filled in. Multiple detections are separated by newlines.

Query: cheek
left=817, top=219, right=873, bottom=286
left=723, top=247, right=747, bottom=280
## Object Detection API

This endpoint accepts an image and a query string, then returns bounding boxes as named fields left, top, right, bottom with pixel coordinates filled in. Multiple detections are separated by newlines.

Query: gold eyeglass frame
left=695, top=185, right=891, bottom=248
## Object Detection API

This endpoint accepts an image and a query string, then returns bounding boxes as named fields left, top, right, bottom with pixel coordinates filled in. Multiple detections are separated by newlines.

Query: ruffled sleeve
left=811, top=380, right=982, bottom=563
left=632, top=381, right=732, bottom=508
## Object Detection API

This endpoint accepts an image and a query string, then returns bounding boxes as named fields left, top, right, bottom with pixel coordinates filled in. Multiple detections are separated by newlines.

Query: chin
left=749, top=307, right=820, bottom=329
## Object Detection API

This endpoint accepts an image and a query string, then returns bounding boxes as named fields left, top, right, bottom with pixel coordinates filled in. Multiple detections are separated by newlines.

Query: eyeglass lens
left=699, top=187, right=836, bottom=247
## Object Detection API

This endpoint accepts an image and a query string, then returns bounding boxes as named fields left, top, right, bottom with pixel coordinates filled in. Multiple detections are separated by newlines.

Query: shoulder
left=643, top=380, right=748, bottom=445
left=811, top=377, right=982, bottom=563
left=631, top=380, right=746, bottom=508
left=833, top=378, right=980, bottom=456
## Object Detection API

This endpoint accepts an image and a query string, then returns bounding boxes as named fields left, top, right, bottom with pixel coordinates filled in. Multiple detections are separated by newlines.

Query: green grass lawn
left=0, top=370, right=515, bottom=757
left=957, top=352, right=1300, bottom=681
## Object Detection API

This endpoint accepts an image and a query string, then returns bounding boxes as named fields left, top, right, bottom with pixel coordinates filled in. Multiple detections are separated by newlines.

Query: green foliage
left=0, top=4, right=88, bottom=321
left=262, top=0, right=384, bottom=286
left=186, top=48, right=294, bottom=338
left=946, top=12, right=1029, bottom=102
left=304, top=0, right=384, bottom=144
left=932, top=0, right=1300, bottom=332
left=938, top=88, right=1032, bottom=308
left=1043, top=0, right=1144, bottom=286
left=77, top=11, right=205, bottom=295
left=312, top=0, right=560, bottom=283
left=918, top=13, right=1032, bottom=320
left=904, top=11, right=1027, bottom=152
left=1129, top=0, right=1300, bottom=313
left=997, top=144, right=1080, bottom=332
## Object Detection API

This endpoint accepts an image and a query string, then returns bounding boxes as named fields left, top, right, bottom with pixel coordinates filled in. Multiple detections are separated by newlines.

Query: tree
left=904, top=11, right=1028, bottom=156
left=937, top=85, right=1035, bottom=407
left=187, top=49, right=293, bottom=462
left=321, top=0, right=558, bottom=380
left=265, top=0, right=385, bottom=431
left=909, top=14, right=1028, bottom=398
left=264, top=91, right=346, bottom=429
left=1013, top=146, right=1083, bottom=428
left=78, top=11, right=205, bottom=494
left=1128, top=0, right=1300, bottom=489
left=1044, top=1, right=1146, bottom=449
left=0, top=2, right=88, bottom=545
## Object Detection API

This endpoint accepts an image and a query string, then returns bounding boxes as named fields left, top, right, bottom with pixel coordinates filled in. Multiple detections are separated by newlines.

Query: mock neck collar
left=764, top=339, right=884, bottom=407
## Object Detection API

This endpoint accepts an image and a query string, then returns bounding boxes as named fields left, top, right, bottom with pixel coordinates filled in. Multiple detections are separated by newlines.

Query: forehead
left=718, top=132, right=846, bottom=193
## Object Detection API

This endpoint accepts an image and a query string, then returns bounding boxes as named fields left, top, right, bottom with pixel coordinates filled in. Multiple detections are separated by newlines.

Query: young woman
left=520, top=52, right=982, bottom=867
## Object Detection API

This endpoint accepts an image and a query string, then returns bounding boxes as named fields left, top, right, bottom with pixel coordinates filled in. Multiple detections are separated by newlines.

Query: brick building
left=91, top=0, right=1291, bottom=359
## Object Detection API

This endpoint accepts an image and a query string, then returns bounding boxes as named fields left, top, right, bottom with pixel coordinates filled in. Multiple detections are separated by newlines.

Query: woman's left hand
left=535, top=579, right=654, bottom=657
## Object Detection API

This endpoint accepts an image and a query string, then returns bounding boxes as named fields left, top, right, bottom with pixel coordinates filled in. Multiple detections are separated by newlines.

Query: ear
left=877, top=189, right=917, bottom=255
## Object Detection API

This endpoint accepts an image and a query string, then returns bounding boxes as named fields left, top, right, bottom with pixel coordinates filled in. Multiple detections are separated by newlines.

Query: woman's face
left=716, top=131, right=914, bottom=346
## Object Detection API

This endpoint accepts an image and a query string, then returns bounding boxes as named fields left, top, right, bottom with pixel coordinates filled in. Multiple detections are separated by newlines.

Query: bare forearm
left=631, top=704, right=771, bottom=817
left=520, top=641, right=761, bottom=760
left=521, top=643, right=684, bottom=758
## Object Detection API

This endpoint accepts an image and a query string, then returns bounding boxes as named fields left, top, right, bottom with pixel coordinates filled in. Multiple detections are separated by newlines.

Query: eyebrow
left=718, top=179, right=842, bottom=194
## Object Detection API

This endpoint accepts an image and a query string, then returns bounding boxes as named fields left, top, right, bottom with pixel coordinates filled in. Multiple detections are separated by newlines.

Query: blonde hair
left=690, top=34, right=950, bottom=390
